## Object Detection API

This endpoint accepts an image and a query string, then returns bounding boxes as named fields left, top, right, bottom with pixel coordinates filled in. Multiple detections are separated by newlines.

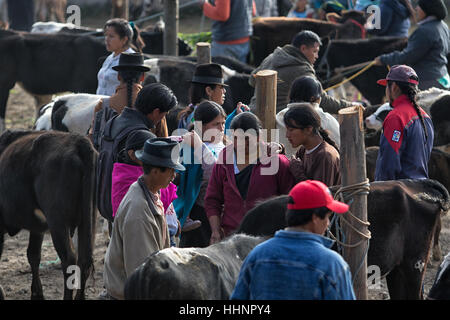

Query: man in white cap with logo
left=231, top=180, right=356, bottom=300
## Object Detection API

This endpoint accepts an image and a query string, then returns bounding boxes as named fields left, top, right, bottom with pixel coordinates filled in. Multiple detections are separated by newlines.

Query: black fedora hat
left=419, top=0, right=447, bottom=20
left=112, top=52, right=151, bottom=72
left=135, top=138, right=185, bottom=171
left=191, top=63, right=228, bottom=87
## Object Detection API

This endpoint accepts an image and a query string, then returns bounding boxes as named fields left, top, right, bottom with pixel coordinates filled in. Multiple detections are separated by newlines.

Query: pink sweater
left=111, top=163, right=177, bottom=217
left=204, top=145, right=295, bottom=236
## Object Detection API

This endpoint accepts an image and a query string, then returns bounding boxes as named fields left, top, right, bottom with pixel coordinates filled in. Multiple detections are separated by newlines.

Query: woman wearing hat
left=96, top=18, right=145, bottom=96
left=374, top=0, right=450, bottom=90
left=375, top=65, right=434, bottom=181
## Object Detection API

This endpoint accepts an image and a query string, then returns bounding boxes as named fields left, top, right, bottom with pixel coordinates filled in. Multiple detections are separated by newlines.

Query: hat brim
left=135, top=150, right=185, bottom=171
left=377, top=79, right=387, bottom=86
left=190, top=80, right=229, bottom=87
left=327, top=200, right=349, bottom=214
left=112, top=65, right=151, bottom=72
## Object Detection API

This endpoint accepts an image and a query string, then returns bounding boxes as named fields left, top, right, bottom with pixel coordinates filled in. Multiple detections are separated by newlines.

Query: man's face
left=153, top=167, right=176, bottom=190
left=313, top=211, right=332, bottom=235
left=300, top=42, right=321, bottom=65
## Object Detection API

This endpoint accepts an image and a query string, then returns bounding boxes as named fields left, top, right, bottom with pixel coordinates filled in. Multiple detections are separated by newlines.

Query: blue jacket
left=380, top=18, right=450, bottom=82
left=368, top=0, right=411, bottom=37
left=375, top=95, right=434, bottom=181
left=230, top=230, right=356, bottom=300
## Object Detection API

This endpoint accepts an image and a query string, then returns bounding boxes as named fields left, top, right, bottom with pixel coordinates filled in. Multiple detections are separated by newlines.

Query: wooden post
left=196, top=42, right=211, bottom=64
left=111, top=0, right=129, bottom=19
left=164, top=0, right=179, bottom=56
left=254, top=70, right=277, bottom=142
left=338, top=105, right=369, bottom=300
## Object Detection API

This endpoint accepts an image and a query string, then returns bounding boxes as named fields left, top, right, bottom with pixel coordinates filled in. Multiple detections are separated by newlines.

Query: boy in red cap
left=375, top=65, right=434, bottom=181
left=231, top=180, right=355, bottom=300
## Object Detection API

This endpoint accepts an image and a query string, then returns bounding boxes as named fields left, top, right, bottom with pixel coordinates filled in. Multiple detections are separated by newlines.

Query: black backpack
left=96, top=114, right=148, bottom=222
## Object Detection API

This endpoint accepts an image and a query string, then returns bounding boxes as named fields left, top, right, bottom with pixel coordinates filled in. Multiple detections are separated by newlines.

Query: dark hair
left=289, top=76, right=323, bottom=103
left=388, top=79, right=428, bottom=141
left=399, top=0, right=416, bottom=21
left=291, top=30, right=322, bottom=49
left=194, top=101, right=226, bottom=125
left=230, top=112, right=262, bottom=133
left=286, top=198, right=330, bottom=226
left=135, top=83, right=178, bottom=115
left=118, top=69, right=145, bottom=108
left=178, top=83, right=218, bottom=124
left=104, top=18, right=145, bottom=53
left=284, top=103, right=339, bottom=152
left=142, top=163, right=167, bottom=175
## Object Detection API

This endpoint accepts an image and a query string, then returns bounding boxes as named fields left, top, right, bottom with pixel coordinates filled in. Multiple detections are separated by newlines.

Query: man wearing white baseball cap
left=231, top=180, right=355, bottom=300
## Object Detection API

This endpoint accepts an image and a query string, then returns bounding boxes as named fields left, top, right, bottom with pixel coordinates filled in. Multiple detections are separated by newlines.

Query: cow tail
left=75, top=137, right=97, bottom=299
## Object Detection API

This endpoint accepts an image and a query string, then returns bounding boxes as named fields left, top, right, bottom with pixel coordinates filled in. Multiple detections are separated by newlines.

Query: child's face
left=296, top=0, right=307, bottom=11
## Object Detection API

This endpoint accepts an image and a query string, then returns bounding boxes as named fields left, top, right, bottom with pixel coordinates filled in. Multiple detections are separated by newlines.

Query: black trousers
left=7, top=0, right=35, bottom=31
left=179, top=203, right=211, bottom=248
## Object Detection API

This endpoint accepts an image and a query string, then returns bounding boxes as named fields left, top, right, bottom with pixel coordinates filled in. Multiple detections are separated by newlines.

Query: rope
left=324, top=60, right=376, bottom=92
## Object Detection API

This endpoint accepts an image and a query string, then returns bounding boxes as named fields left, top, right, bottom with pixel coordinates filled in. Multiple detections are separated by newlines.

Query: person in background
left=374, top=0, right=450, bottom=90
left=205, top=112, right=295, bottom=243
left=354, top=0, right=379, bottom=11
left=367, top=0, right=415, bottom=38
left=287, top=0, right=315, bottom=18
left=374, top=65, right=434, bottom=181
left=96, top=18, right=145, bottom=96
left=6, top=0, right=34, bottom=31
left=231, top=180, right=355, bottom=300
left=202, top=0, right=256, bottom=63
left=254, top=0, right=278, bottom=17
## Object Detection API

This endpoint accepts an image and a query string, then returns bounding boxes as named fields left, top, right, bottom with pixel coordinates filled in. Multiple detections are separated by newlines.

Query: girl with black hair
left=97, top=18, right=146, bottom=96
left=205, top=112, right=295, bottom=244
left=375, top=65, right=434, bottom=181
left=174, top=101, right=228, bottom=246
left=284, top=103, right=341, bottom=187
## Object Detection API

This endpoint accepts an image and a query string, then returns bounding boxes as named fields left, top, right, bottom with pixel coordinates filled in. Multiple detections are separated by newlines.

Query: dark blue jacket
left=380, top=18, right=450, bottom=82
left=375, top=95, right=434, bottom=181
left=368, top=0, right=411, bottom=37
left=211, top=0, right=253, bottom=42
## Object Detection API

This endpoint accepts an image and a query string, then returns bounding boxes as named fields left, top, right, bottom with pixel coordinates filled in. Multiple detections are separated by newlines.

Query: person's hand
left=209, top=230, right=222, bottom=245
left=182, top=131, right=202, bottom=148
left=235, top=102, right=250, bottom=115
left=373, top=57, right=383, bottom=66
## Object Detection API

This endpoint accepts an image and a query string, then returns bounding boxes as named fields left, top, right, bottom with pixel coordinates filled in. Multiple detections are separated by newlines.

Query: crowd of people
left=2, top=0, right=448, bottom=301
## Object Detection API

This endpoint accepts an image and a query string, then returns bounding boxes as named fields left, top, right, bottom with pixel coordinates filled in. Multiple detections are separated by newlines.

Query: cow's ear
left=326, top=12, right=340, bottom=24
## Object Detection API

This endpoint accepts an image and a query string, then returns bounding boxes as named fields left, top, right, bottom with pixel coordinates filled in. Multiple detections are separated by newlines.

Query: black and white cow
left=236, top=179, right=450, bottom=300
left=428, top=252, right=450, bottom=299
left=124, top=234, right=266, bottom=300
left=0, top=130, right=97, bottom=299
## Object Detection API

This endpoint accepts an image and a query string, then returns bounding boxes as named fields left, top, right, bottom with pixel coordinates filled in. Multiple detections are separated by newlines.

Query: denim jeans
left=211, top=41, right=250, bottom=63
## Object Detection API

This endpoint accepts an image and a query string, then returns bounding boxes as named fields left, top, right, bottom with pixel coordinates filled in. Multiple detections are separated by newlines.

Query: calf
left=236, top=179, right=450, bottom=300
left=124, top=234, right=265, bottom=299
left=365, top=146, right=450, bottom=261
left=428, top=252, right=450, bottom=299
left=0, top=130, right=97, bottom=299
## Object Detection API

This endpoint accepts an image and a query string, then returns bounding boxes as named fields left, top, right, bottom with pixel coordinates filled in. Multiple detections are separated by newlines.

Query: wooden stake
left=254, top=70, right=277, bottom=142
left=338, top=105, right=369, bottom=300
left=196, top=42, right=211, bottom=64
left=163, top=0, right=179, bottom=56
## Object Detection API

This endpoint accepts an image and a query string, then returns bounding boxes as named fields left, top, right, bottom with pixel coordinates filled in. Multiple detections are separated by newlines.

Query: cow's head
left=365, top=103, right=392, bottom=131
left=428, top=253, right=450, bottom=300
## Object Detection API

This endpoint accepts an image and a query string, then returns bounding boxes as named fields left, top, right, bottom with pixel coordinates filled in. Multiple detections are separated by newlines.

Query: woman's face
left=104, top=26, right=128, bottom=54
left=203, top=115, right=225, bottom=143
left=207, top=85, right=226, bottom=105
left=285, top=125, right=310, bottom=148
left=416, top=6, right=427, bottom=22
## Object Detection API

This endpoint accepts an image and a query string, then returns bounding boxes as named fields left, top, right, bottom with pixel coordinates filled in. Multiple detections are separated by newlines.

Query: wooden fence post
left=338, top=105, right=369, bottom=300
left=164, top=0, right=179, bottom=56
left=254, top=70, right=277, bottom=142
left=196, top=42, right=211, bottom=64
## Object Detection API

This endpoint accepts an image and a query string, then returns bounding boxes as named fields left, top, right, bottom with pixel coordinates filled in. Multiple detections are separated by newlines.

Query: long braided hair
left=283, top=102, right=340, bottom=153
left=118, top=69, right=144, bottom=108
left=389, top=79, right=429, bottom=142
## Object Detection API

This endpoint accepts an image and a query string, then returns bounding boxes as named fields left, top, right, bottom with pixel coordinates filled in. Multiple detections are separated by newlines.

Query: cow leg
left=432, top=216, right=442, bottom=261
left=48, top=226, right=77, bottom=300
left=0, top=87, right=11, bottom=132
left=386, top=261, right=424, bottom=300
left=27, top=232, right=45, bottom=300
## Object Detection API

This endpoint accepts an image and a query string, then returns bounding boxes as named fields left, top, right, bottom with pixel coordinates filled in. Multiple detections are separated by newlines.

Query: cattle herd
left=0, top=7, right=449, bottom=301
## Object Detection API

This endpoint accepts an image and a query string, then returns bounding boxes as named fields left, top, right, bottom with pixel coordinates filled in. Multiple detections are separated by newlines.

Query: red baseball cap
left=287, top=180, right=349, bottom=214
left=377, top=65, right=419, bottom=86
